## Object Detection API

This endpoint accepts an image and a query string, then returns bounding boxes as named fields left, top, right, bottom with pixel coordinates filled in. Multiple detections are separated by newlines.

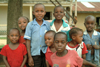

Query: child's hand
left=86, top=44, right=92, bottom=50
left=28, top=56, right=34, bottom=67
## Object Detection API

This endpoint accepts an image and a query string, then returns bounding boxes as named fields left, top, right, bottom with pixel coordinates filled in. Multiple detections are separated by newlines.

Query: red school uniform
left=45, top=47, right=54, bottom=66
left=51, top=50, right=83, bottom=67
left=0, top=43, right=27, bottom=67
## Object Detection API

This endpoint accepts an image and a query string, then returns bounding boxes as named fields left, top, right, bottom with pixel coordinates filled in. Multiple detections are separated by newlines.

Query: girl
left=51, top=32, right=96, bottom=67
left=45, top=30, right=56, bottom=67
left=50, top=6, right=71, bottom=42
left=0, top=28, right=27, bottom=67
left=18, top=16, right=29, bottom=44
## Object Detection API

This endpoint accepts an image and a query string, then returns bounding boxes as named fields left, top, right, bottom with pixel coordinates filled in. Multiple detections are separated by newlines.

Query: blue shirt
left=24, top=19, right=50, bottom=56
left=83, top=30, right=100, bottom=65
left=50, top=19, right=71, bottom=42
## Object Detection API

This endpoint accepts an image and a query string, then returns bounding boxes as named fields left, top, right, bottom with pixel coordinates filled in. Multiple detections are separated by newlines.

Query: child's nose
left=58, top=43, right=62, bottom=46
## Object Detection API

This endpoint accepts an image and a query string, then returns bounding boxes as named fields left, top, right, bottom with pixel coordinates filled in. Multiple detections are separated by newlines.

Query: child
left=18, top=16, right=29, bottom=44
left=51, top=32, right=96, bottom=67
left=0, top=28, right=27, bottom=67
left=66, top=27, right=88, bottom=59
left=45, top=30, right=56, bottom=67
left=24, top=3, right=50, bottom=67
left=83, top=15, right=100, bottom=66
left=50, top=6, right=71, bottom=42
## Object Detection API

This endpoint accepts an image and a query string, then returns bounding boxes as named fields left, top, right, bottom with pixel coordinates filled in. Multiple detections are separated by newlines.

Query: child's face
left=53, top=7, right=65, bottom=20
left=54, top=34, right=67, bottom=53
left=85, top=19, right=95, bottom=32
left=33, top=5, right=46, bottom=21
left=8, top=29, right=20, bottom=44
left=74, top=31, right=83, bottom=44
left=18, top=18, right=28, bottom=30
left=45, top=32, right=54, bottom=47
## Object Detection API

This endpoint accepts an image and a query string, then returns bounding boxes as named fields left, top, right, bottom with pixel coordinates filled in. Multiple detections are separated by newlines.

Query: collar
left=32, top=18, right=46, bottom=26
left=84, top=30, right=98, bottom=35
left=50, top=19, right=68, bottom=27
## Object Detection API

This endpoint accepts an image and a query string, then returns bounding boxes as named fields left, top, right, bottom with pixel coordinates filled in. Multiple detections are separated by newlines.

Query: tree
left=7, top=0, right=23, bottom=43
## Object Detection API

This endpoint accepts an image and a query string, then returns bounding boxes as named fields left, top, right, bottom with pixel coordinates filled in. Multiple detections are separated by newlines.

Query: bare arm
left=20, top=55, right=27, bottom=67
left=3, top=56, right=10, bottom=67
left=46, top=60, right=50, bottom=67
left=92, top=45, right=100, bottom=49
left=82, top=54, right=86, bottom=59
left=83, top=59, right=96, bottom=67
left=26, top=39, right=34, bottom=66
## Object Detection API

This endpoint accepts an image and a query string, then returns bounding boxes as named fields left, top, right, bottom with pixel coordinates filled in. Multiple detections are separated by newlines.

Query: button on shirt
left=24, top=19, right=50, bottom=56
left=83, top=30, right=100, bottom=65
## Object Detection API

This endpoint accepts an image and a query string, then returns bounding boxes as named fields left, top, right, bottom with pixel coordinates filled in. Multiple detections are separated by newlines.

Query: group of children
left=0, top=3, right=100, bottom=67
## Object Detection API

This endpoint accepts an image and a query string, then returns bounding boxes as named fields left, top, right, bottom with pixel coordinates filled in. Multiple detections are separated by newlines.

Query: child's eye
left=41, top=11, right=44, bottom=12
left=11, top=35, right=13, bottom=37
left=48, top=38, right=51, bottom=40
left=24, top=22, right=26, bottom=23
left=36, top=11, right=39, bottom=12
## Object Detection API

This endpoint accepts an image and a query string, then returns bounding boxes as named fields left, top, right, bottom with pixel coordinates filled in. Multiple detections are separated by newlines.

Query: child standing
left=24, top=3, right=50, bottom=67
left=66, top=27, right=88, bottom=59
left=50, top=6, right=71, bottom=42
left=83, top=15, right=100, bottom=66
left=0, top=28, right=27, bottom=67
left=45, top=30, right=56, bottom=67
left=18, top=16, right=29, bottom=44
left=51, top=32, right=96, bottom=67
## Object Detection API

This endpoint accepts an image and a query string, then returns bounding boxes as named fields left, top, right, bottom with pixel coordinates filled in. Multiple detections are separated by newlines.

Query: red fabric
left=51, top=50, right=83, bottom=67
left=19, top=36, right=26, bottom=45
left=0, top=43, right=27, bottom=67
left=82, top=42, right=88, bottom=54
left=45, top=47, right=54, bottom=66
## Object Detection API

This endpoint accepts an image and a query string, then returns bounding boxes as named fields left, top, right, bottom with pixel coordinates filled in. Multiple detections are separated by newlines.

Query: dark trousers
left=30, top=51, right=46, bottom=67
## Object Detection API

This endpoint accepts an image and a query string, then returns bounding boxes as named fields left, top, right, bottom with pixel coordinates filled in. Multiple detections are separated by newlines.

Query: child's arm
left=82, top=54, right=86, bottom=59
left=83, top=59, right=96, bottom=67
left=26, top=39, right=34, bottom=67
left=46, top=60, right=50, bottom=67
left=3, top=56, right=10, bottom=67
left=92, top=45, right=100, bottom=49
left=20, top=55, right=27, bottom=67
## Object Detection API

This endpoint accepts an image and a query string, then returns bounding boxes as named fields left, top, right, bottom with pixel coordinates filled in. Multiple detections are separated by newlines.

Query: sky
left=77, top=0, right=100, bottom=2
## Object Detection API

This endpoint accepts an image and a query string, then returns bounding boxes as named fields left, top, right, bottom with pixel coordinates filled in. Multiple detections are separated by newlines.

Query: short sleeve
left=82, top=42, right=88, bottom=54
left=0, top=45, right=7, bottom=56
left=23, top=45, right=27, bottom=56
left=24, top=22, right=32, bottom=40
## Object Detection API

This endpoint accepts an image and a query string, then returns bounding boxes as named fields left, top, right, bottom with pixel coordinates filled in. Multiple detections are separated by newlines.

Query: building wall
left=76, top=13, right=100, bottom=31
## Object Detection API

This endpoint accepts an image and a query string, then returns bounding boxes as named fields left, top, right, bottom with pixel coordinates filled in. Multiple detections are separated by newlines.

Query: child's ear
left=72, top=35, right=75, bottom=40
left=84, top=22, right=86, bottom=26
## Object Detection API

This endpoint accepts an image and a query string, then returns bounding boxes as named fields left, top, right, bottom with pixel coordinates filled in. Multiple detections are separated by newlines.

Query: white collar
left=84, top=30, right=98, bottom=35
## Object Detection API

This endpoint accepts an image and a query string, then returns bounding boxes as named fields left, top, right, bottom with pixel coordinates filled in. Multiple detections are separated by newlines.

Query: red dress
left=0, top=43, right=27, bottom=67
left=19, top=36, right=26, bottom=45
left=45, top=47, right=54, bottom=66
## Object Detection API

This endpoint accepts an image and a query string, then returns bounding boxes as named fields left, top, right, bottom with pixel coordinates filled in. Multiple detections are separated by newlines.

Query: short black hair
left=33, top=3, right=45, bottom=11
left=45, top=30, right=56, bottom=35
left=54, top=32, right=67, bottom=41
left=85, top=15, right=95, bottom=23
left=54, top=5, right=64, bottom=12
left=9, top=28, right=20, bottom=35
left=18, top=16, right=29, bottom=22
left=69, top=28, right=83, bottom=38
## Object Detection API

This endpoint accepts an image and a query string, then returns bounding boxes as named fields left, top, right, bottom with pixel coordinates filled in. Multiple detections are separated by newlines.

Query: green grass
left=0, top=37, right=7, bottom=39
left=0, top=45, right=5, bottom=48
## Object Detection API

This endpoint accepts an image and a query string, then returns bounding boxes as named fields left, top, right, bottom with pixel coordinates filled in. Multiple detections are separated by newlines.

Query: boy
left=83, top=15, right=100, bottom=66
left=66, top=27, right=88, bottom=59
left=24, top=3, right=50, bottom=67
left=45, top=30, right=56, bottom=67
left=51, top=32, right=96, bottom=67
